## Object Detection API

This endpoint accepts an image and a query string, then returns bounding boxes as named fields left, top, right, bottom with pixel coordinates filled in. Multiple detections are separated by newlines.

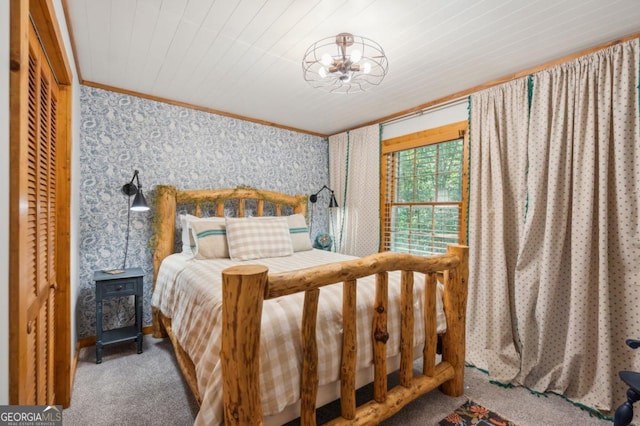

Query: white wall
left=1, top=0, right=10, bottom=406
left=381, top=100, right=468, bottom=140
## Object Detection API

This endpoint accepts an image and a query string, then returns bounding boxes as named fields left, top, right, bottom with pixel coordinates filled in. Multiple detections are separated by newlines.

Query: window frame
left=380, top=121, right=469, bottom=254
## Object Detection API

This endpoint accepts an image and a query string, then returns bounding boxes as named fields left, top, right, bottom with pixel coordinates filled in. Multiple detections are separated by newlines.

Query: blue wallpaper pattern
left=79, top=85, right=329, bottom=339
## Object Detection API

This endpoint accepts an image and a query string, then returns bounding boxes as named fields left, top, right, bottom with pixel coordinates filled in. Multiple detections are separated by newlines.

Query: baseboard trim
left=70, top=343, right=81, bottom=392
left=76, top=336, right=95, bottom=349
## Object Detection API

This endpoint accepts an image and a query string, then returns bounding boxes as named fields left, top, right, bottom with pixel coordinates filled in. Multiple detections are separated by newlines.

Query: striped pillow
left=190, top=219, right=229, bottom=259
left=225, top=217, right=293, bottom=261
left=286, top=214, right=313, bottom=252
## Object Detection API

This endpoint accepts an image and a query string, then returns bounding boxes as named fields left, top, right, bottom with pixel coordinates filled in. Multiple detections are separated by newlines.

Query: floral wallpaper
left=78, top=85, right=329, bottom=339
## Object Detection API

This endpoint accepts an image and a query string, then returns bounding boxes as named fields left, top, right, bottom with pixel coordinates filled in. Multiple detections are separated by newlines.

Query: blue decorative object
left=313, top=233, right=333, bottom=251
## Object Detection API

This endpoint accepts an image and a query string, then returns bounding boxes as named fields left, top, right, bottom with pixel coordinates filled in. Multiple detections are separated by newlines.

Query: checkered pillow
left=251, top=214, right=313, bottom=252
left=190, top=219, right=229, bottom=259
left=225, top=217, right=293, bottom=261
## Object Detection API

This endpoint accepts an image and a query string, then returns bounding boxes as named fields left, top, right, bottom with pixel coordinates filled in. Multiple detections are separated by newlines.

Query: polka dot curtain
left=467, top=77, right=530, bottom=383
left=468, top=39, right=639, bottom=413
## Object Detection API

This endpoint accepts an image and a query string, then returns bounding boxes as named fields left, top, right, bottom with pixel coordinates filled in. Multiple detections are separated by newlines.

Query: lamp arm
left=309, top=184, right=332, bottom=203
left=309, top=184, right=339, bottom=208
left=134, top=170, right=142, bottom=189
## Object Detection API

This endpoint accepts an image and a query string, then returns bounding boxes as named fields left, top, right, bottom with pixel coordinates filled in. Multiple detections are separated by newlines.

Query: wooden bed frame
left=151, top=184, right=469, bottom=425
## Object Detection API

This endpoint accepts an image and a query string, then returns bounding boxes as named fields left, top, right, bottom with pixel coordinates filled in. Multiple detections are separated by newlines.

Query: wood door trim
left=54, top=82, right=72, bottom=408
left=30, top=0, right=72, bottom=85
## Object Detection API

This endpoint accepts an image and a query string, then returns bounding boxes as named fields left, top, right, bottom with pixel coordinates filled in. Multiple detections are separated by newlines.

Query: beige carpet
left=64, top=336, right=619, bottom=425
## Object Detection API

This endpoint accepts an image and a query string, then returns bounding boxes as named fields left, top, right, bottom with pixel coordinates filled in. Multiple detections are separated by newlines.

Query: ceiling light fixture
left=302, top=32, right=388, bottom=94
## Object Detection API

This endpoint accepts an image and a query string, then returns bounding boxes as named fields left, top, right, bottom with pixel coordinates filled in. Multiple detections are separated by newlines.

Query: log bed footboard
left=221, top=246, right=469, bottom=426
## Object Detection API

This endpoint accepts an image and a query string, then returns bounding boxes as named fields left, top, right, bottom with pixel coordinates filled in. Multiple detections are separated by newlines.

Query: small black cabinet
left=94, top=267, right=144, bottom=364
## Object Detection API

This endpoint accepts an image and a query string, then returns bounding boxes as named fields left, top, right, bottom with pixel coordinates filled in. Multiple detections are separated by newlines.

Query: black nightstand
left=94, top=267, right=144, bottom=364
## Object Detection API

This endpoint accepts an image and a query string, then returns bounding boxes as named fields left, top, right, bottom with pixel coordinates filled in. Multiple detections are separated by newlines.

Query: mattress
left=151, top=249, right=447, bottom=425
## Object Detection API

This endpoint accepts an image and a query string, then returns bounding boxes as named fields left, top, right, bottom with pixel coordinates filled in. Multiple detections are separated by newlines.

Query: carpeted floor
left=64, top=336, right=618, bottom=425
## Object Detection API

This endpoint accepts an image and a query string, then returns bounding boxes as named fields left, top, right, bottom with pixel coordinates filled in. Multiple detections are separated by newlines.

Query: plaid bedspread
left=151, top=249, right=447, bottom=425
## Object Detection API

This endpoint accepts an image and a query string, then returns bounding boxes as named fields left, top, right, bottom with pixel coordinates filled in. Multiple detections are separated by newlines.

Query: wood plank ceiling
left=64, top=0, right=640, bottom=136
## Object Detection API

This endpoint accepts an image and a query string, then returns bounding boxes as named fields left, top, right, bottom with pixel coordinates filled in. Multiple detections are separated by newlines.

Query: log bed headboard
left=152, top=184, right=307, bottom=287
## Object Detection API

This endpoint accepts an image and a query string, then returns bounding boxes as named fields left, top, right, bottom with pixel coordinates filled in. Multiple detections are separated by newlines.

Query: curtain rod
left=381, top=97, right=467, bottom=127
left=372, top=32, right=640, bottom=132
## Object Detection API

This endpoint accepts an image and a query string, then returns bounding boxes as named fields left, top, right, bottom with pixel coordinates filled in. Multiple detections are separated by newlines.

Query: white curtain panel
left=329, top=124, right=381, bottom=256
left=467, top=78, right=530, bottom=382
left=514, top=40, right=640, bottom=411
left=328, top=132, right=348, bottom=252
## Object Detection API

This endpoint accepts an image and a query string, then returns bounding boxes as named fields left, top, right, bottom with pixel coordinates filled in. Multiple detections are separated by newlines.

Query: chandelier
left=302, top=33, right=388, bottom=94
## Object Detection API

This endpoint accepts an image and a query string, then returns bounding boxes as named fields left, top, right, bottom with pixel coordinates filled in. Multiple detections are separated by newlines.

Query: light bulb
left=351, top=49, right=362, bottom=63
left=321, top=53, right=332, bottom=66
left=318, top=67, right=327, bottom=78
left=363, top=62, right=371, bottom=74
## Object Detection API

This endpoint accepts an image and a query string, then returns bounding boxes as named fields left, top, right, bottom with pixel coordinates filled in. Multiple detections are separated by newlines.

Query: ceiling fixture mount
left=302, top=32, right=388, bottom=94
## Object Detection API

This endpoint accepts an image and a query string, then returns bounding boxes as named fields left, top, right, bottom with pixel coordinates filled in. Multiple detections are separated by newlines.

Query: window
left=381, top=121, right=468, bottom=256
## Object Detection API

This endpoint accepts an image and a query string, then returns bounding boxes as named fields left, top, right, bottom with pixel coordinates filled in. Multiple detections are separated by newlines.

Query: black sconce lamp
left=309, top=185, right=339, bottom=208
left=121, top=170, right=149, bottom=269
left=122, top=169, right=149, bottom=211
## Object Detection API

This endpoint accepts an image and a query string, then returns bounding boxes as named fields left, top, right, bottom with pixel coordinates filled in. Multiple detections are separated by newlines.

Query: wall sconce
left=309, top=185, right=339, bottom=208
left=122, top=170, right=149, bottom=269
left=122, top=169, right=149, bottom=211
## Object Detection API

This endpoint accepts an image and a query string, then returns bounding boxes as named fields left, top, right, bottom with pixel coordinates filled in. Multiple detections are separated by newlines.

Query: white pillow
left=179, top=214, right=199, bottom=255
left=190, top=219, right=229, bottom=259
left=179, top=215, right=225, bottom=256
left=225, top=217, right=293, bottom=261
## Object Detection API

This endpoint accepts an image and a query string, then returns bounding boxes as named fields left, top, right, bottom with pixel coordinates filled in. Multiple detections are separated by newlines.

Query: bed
left=151, top=185, right=469, bottom=425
